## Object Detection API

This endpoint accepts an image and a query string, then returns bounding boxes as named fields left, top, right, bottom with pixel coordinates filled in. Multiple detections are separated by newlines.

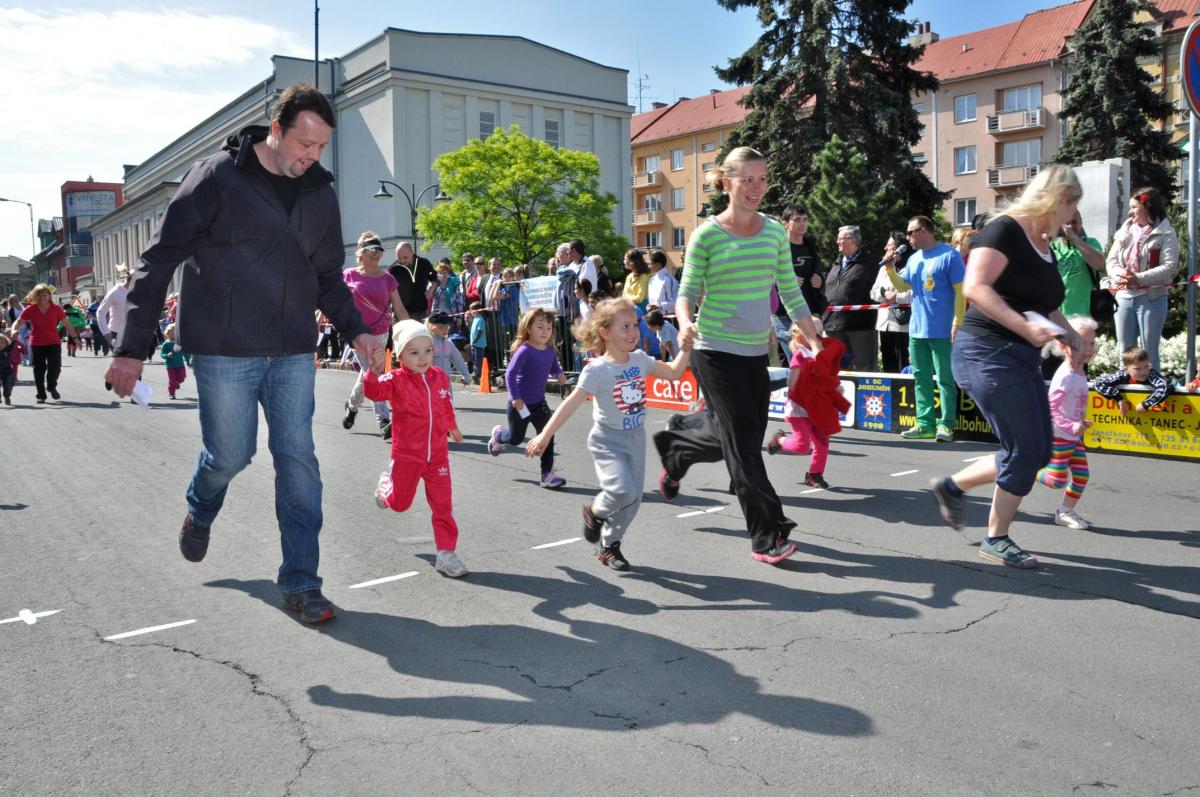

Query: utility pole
left=314, top=1, right=320, bottom=88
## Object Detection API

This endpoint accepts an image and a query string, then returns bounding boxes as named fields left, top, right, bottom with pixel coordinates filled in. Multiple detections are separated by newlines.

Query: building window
left=671, top=149, right=684, bottom=170
left=701, top=142, right=717, bottom=152
left=672, top=227, right=687, bottom=249
left=544, top=119, right=559, bottom=147
left=480, top=111, right=495, bottom=139
left=672, top=187, right=685, bottom=210
left=645, top=194, right=662, bottom=211
left=1000, top=138, right=1041, bottom=167
left=954, top=94, right=976, bottom=123
left=954, top=145, right=976, bottom=175
left=954, top=198, right=977, bottom=227
left=701, top=161, right=715, bottom=172
left=644, top=231, right=661, bottom=249
left=644, top=154, right=661, bottom=173
left=913, top=152, right=927, bottom=164
left=1002, top=84, right=1042, bottom=113
left=912, top=102, right=925, bottom=114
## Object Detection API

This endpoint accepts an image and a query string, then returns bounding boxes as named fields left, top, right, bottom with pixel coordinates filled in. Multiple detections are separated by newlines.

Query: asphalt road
left=2, top=354, right=1198, bottom=796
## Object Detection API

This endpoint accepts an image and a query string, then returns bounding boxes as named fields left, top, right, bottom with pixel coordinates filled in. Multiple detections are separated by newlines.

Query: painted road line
left=348, top=572, right=419, bottom=590
left=531, top=537, right=583, bottom=550
left=802, top=488, right=824, bottom=494
left=704, top=505, right=726, bottom=513
left=104, top=619, right=197, bottom=642
left=891, top=469, right=920, bottom=477
left=676, top=510, right=705, bottom=518
left=0, top=609, right=61, bottom=626
left=962, top=454, right=991, bottom=462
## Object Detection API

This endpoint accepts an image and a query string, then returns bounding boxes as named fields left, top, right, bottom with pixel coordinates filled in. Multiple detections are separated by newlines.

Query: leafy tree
left=418, top=126, right=629, bottom=274
left=807, top=135, right=908, bottom=258
left=1056, top=0, right=1178, bottom=199
left=711, top=0, right=943, bottom=226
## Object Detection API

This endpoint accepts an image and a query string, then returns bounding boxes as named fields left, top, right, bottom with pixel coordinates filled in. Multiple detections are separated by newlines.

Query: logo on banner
left=856, top=377, right=892, bottom=432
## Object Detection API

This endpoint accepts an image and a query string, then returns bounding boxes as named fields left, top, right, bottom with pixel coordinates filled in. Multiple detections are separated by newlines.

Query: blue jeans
left=188, top=354, right=324, bottom=593
left=951, top=331, right=1051, bottom=497
left=771, top=313, right=795, bottom=361
left=1115, top=293, right=1168, bottom=371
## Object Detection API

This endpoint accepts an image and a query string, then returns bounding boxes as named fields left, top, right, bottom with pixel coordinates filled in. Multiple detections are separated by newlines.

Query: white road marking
left=801, top=487, right=824, bottom=494
left=962, top=454, right=992, bottom=462
left=0, top=609, right=61, bottom=626
left=104, top=619, right=196, bottom=641
left=704, top=505, right=726, bottom=513
left=676, top=510, right=704, bottom=518
left=531, top=537, right=582, bottom=550
left=891, top=469, right=919, bottom=477
left=348, top=572, right=419, bottom=589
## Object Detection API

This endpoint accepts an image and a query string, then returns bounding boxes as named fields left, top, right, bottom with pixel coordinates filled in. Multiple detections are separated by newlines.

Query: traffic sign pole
left=1180, top=20, right=1200, bottom=383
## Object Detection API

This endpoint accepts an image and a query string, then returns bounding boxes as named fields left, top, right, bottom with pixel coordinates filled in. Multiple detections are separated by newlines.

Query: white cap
left=392, top=319, right=432, bottom=353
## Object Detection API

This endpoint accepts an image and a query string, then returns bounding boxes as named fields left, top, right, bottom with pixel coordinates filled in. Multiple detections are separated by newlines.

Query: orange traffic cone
left=479, top=357, right=491, bottom=393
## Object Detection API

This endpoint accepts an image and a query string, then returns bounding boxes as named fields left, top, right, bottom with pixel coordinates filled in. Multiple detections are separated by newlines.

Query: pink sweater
left=1048, top=361, right=1089, bottom=440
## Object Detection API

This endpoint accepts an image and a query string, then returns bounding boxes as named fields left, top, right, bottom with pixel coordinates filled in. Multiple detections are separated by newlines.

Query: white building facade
left=92, top=29, right=633, bottom=295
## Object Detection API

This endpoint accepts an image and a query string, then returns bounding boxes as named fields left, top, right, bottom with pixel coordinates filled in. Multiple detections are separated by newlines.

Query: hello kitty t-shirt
left=578, top=349, right=658, bottom=431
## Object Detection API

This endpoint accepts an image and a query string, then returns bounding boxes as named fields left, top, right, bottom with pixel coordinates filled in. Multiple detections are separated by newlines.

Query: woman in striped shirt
left=654, top=146, right=823, bottom=565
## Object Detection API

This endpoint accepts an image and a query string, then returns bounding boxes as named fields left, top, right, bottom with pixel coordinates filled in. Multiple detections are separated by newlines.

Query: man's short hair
left=273, top=82, right=336, bottom=132
left=649, top=249, right=668, bottom=267
left=908, top=215, right=934, bottom=233
left=781, top=204, right=808, bottom=221
left=837, top=226, right=862, bottom=245
left=569, top=239, right=586, bottom=257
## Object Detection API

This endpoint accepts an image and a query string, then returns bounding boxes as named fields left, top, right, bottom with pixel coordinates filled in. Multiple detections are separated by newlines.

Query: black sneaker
left=49, top=388, right=61, bottom=400
left=179, top=514, right=211, bottom=562
left=658, top=469, right=680, bottom=501
left=767, top=429, right=786, bottom=455
left=380, top=419, right=392, bottom=440
left=929, top=476, right=964, bottom=530
left=281, top=589, right=337, bottom=623
left=598, top=542, right=630, bottom=571
left=804, top=472, right=829, bottom=489
left=341, top=401, right=357, bottom=430
left=582, top=503, right=604, bottom=544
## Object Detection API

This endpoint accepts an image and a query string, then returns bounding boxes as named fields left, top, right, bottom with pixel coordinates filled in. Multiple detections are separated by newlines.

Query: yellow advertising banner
left=1085, top=391, right=1200, bottom=460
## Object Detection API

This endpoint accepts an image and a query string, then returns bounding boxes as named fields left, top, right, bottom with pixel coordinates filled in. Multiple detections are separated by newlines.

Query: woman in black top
left=929, top=165, right=1083, bottom=570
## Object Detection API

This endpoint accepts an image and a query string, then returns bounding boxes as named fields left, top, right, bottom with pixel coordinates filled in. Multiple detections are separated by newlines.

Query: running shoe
left=582, top=503, right=604, bottom=543
left=1054, top=509, right=1090, bottom=530
left=597, top=542, right=630, bottom=571
left=49, top=388, right=61, bottom=400
left=374, top=472, right=390, bottom=509
left=804, top=472, right=829, bottom=489
left=281, top=589, right=337, bottom=623
left=767, top=429, right=787, bottom=455
left=488, top=424, right=506, bottom=456
left=935, top=425, right=955, bottom=443
left=179, top=514, right=211, bottom=563
left=751, top=537, right=797, bottom=565
left=540, top=471, right=566, bottom=489
left=658, top=469, right=681, bottom=501
left=435, top=550, right=469, bottom=578
left=379, top=419, right=392, bottom=440
left=930, top=476, right=964, bottom=530
left=901, top=426, right=935, bottom=440
left=341, top=401, right=357, bottom=430
left=978, top=536, right=1039, bottom=569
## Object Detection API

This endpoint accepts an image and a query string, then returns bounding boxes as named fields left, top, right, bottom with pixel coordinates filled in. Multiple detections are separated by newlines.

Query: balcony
left=986, top=107, right=1045, bottom=135
left=987, top=162, right=1040, bottom=188
left=631, top=170, right=660, bottom=188
left=632, top=209, right=662, bottom=226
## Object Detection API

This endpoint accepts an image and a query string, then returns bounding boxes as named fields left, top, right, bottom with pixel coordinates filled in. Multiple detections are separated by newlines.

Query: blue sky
left=0, top=1, right=1057, bottom=261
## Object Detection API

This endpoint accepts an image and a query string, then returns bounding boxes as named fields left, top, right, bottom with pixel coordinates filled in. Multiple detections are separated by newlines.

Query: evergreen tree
left=712, top=0, right=943, bottom=231
left=807, top=135, right=908, bottom=257
left=1056, top=0, right=1178, bottom=199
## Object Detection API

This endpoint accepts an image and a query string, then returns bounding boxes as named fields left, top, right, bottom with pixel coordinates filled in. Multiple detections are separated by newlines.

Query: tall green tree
left=712, top=0, right=943, bottom=229
left=418, top=126, right=628, bottom=272
left=807, top=135, right=908, bottom=257
left=1055, top=0, right=1178, bottom=198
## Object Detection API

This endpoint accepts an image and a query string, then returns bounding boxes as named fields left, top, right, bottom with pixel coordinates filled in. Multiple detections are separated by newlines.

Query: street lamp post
left=373, top=180, right=449, bottom=253
left=0, top=196, right=36, bottom=259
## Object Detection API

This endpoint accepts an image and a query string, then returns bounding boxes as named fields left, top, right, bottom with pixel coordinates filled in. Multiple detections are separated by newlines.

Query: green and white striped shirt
left=680, top=215, right=811, bottom=356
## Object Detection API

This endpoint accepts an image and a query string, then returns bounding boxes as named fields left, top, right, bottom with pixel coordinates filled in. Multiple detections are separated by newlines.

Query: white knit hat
left=392, top=319, right=432, bottom=353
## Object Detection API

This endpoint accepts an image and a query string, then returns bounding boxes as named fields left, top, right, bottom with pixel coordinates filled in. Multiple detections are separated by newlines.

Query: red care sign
left=645, top=368, right=699, bottom=412
left=1182, top=20, right=1200, bottom=116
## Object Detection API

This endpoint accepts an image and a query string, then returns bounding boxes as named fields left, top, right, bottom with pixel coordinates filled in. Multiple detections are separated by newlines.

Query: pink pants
left=780, top=416, right=830, bottom=473
left=378, top=452, right=459, bottom=551
left=167, top=366, right=187, bottom=395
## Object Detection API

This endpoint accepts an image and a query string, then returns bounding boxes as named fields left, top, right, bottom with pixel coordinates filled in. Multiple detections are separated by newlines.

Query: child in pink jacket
left=1036, top=317, right=1098, bottom=530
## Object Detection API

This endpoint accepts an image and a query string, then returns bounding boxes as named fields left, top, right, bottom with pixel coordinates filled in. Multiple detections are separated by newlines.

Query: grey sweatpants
left=589, top=424, right=646, bottom=547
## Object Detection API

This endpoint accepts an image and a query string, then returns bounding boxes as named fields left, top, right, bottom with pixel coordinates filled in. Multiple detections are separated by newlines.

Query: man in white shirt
left=567, top=239, right=598, bottom=290
left=646, top=250, right=678, bottom=311
left=97, top=263, right=131, bottom=347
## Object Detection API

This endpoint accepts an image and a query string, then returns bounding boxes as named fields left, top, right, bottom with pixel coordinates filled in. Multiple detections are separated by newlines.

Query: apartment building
left=629, top=87, right=750, bottom=269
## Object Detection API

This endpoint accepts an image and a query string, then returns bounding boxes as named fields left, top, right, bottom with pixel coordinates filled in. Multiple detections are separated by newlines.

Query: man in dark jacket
left=106, top=82, right=379, bottom=624
left=390, top=241, right=436, bottom=320
left=822, top=224, right=877, bottom=372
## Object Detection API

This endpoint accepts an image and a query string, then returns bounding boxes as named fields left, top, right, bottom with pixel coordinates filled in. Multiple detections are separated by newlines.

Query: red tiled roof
left=630, top=86, right=752, bottom=145
left=1153, top=0, right=1200, bottom=34
left=916, top=1, right=1093, bottom=82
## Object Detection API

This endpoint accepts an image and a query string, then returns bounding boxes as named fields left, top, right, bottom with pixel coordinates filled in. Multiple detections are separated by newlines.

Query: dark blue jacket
left=117, top=126, right=368, bottom=359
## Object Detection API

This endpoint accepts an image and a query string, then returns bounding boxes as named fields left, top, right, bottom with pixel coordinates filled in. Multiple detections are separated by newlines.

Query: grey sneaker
left=930, top=477, right=964, bottom=530
left=488, top=424, right=506, bottom=456
left=978, top=536, right=1039, bottom=569
left=935, top=425, right=954, bottom=443
left=435, top=550, right=468, bottom=578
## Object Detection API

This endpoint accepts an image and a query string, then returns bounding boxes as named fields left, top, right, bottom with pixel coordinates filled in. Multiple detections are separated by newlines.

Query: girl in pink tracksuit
left=364, top=319, right=467, bottom=578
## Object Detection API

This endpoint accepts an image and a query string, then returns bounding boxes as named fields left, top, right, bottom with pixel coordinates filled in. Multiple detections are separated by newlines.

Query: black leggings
left=32, top=344, right=61, bottom=398
left=506, top=399, right=554, bottom=473
left=654, top=349, right=788, bottom=553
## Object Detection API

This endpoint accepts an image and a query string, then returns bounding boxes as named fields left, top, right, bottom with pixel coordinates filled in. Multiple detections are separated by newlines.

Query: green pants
left=910, top=337, right=956, bottom=430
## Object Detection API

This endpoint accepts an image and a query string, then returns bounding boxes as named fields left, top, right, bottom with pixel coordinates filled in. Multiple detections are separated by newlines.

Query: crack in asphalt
left=1073, top=780, right=1120, bottom=791
left=1162, top=786, right=1200, bottom=796
left=127, top=641, right=317, bottom=797
left=656, top=734, right=772, bottom=787
left=461, top=658, right=625, bottom=692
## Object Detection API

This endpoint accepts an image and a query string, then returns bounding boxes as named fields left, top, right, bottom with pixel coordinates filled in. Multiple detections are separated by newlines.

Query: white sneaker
left=374, top=472, right=390, bottom=509
left=435, top=550, right=468, bottom=578
left=488, top=425, right=506, bottom=456
left=1054, top=509, right=1089, bottom=530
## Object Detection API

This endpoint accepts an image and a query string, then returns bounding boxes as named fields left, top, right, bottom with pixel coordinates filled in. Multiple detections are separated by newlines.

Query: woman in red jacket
left=9, top=284, right=79, bottom=403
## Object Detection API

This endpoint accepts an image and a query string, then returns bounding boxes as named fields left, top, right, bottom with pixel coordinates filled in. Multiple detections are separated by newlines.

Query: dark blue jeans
left=504, top=399, right=554, bottom=474
left=951, top=331, right=1052, bottom=497
left=188, top=354, right=323, bottom=593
